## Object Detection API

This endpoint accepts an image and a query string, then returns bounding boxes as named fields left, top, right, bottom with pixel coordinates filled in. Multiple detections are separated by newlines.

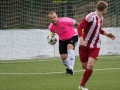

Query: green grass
left=0, top=55, right=120, bottom=90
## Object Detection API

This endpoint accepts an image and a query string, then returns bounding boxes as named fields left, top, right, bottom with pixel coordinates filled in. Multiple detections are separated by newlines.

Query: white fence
left=0, top=28, right=119, bottom=60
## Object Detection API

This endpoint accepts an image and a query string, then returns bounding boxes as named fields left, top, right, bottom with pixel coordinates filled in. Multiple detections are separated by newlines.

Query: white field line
left=0, top=59, right=58, bottom=63
left=0, top=56, right=120, bottom=64
left=0, top=68, right=119, bottom=75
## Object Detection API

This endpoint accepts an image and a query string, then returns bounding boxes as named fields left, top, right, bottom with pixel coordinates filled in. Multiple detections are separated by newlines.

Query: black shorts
left=59, top=35, right=78, bottom=55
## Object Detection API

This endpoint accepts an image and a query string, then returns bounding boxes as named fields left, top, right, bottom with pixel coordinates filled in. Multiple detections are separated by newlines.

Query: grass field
left=0, top=55, right=120, bottom=90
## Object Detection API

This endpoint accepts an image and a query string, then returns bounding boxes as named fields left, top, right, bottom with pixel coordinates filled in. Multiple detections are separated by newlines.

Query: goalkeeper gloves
left=49, top=32, right=55, bottom=36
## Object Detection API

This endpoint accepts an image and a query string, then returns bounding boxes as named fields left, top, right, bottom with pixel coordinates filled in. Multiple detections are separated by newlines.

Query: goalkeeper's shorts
left=59, top=35, right=78, bottom=54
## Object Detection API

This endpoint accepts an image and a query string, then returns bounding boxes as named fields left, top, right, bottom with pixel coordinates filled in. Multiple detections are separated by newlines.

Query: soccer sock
left=62, top=58, right=69, bottom=67
left=67, top=49, right=75, bottom=70
left=80, top=68, right=93, bottom=86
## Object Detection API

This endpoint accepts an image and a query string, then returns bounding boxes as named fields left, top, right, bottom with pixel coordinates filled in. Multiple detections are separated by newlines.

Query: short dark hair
left=48, top=11, right=56, bottom=15
left=96, top=1, right=108, bottom=11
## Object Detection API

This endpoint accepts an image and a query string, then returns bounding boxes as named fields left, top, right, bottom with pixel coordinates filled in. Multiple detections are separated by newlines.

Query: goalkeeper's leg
left=67, top=44, right=75, bottom=70
left=59, top=40, right=69, bottom=68
left=60, top=54, right=74, bottom=75
left=60, top=54, right=69, bottom=67
left=59, top=40, right=73, bottom=75
left=67, top=35, right=78, bottom=70
left=59, top=35, right=78, bottom=75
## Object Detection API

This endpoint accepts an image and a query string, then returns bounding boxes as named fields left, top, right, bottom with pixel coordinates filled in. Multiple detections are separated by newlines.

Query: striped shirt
left=77, top=12, right=105, bottom=48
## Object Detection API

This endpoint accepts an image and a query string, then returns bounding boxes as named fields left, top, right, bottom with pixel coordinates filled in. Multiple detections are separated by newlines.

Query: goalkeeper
left=48, top=11, right=78, bottom=75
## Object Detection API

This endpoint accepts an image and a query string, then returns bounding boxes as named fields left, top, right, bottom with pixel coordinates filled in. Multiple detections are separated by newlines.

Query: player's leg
left=66, top=44, right=75, bottom=75
left=67, top=35, right=78, bottom=71
left=78, top=58, right=95, bottom=90
left=79, top=57, right=96, bottom=87
left=60, top=54, right=69, bottom=67
left=59, top=40, right=69, bottom=68
left=79, top=46, right=89, bottom=69
left=81, top=62, right=88, bottom=69
left=79, top=57, right=95, bottom=90
left=79, top=48, right=100, bottom=90
left=78, top=46, right=89, bottom=90
left=67, top=44, right=74, bottom=70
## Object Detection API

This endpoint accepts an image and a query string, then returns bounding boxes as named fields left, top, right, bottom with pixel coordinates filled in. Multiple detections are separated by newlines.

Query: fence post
left=0, top=1, right=4, bottom=29
left=115, top=0, right=119, bottom=27
left=30, top=0, right=34, bottom=29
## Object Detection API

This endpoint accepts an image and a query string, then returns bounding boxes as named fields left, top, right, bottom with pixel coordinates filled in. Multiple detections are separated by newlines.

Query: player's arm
left=77, top=13, right=94, bottom=47
left=63, top=17, right=78, bottom=27
left=100, top=29, right=115, bottom=40
left=77, top=18, right=89, bottom=47
left=48, top=24, right=55, bottom=36
left=74, top=20, right=79, bottom=27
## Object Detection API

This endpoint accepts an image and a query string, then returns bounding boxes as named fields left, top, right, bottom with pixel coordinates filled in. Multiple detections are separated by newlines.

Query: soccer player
left=48, top=11, right=78, bottom=75
left=77, top=1, right=115, bottom=90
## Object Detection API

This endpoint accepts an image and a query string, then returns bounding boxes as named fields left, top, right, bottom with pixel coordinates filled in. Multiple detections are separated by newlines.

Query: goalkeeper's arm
left=49, top=32, right=55, bottom=36
left=74, top=20, right=79, bottom=27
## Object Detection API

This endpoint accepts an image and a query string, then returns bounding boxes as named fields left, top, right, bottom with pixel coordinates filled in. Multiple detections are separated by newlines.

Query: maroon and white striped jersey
left=77, top=12, right=105, bottom=48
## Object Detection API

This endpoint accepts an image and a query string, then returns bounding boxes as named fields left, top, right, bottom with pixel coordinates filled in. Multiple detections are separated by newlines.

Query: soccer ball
left=47, top=35, right=57, bottom=45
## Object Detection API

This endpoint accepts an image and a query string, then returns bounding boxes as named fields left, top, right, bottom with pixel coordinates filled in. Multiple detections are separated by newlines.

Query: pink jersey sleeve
left=48, top=23, right=54, bottom=32
left=60, top=17, right=75, bottom=26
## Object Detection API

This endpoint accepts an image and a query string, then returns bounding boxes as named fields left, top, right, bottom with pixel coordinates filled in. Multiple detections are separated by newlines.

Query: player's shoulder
left=59, top=17, right=74, bottom=22
left=85, top=12, right=96, bottom=22
left=86, top=12, right=96, bottom=18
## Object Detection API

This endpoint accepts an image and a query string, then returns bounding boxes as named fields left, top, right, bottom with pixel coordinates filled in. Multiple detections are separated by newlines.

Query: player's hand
left=107, top=33, right=115, bottom=40
left=80, top=41, right=86, bottom=47
left=49, top=32, right=55, bottom=36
